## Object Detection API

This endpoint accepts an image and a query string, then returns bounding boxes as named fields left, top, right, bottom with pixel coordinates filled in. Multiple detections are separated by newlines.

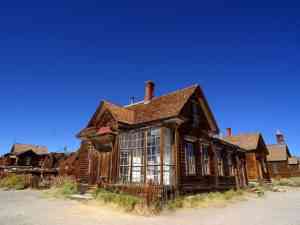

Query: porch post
left=174, top=126, right=181, bottom=191
left=160, top=127, right=165, bottom=185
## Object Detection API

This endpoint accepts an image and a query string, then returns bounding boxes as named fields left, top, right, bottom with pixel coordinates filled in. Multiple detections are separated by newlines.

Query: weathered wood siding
left=268, top=161, right=291, bottom=178
left=245, top=152, right=258, bottom=181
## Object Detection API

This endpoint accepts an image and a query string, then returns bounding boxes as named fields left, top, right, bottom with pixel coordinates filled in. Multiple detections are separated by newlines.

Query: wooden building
left=288, top=157, right=300, bottom=177
left=76, top=81, right=248, bottom=198
left=58, top=152, right=80, bottom=179
left=42, top=152, right=66, bottom=170
left=267, top=131, right=291, bottom=179
left=4, top=144, right=49, bottom=168
left=224, top=130, right=271, bottom=183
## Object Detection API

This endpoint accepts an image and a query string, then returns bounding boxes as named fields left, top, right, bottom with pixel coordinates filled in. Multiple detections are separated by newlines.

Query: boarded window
left=185, top=142, right=196, bottom=176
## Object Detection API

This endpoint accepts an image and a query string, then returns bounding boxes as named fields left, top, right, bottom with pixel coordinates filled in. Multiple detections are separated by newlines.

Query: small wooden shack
left=5, top=144, right=49, bottom=167
left=76, top=81, right=248, bottom=199
left=267, top=131, right=291, bottom=179
left=224, top=131, right=271, bottom=183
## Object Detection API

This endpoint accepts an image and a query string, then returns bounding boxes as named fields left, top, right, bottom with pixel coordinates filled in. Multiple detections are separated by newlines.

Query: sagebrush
left=0, top=174, right=27, bottom=190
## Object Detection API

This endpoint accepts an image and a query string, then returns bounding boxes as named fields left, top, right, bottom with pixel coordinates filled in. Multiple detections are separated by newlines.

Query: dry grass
left=0, top=174, right=27, bottom=190
left=272, top=177, right=300, bottom=187
left=165, top=190, right=248, bottom=211
left=44, top=177, right=78, bottom=198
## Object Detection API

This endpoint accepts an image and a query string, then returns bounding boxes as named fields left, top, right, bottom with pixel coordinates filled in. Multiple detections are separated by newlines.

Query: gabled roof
left=267, top=144, right=291, bottom=162
left=10, top=144, right=48, bottom=156
left=88, top=101, right=135, bottom=125
left=83, top=84, right=219, bottom=132
left=288, top=157, right=299, bottom=165
left=223, top=133, right=264, bottom=152
left=126, top=85, right=199, bottom=124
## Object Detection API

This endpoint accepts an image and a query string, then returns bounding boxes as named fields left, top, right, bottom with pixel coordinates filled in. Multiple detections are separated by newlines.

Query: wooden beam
left=210, top=142, right=219, bottom=190
left=235, top=153, right=241, bottom=190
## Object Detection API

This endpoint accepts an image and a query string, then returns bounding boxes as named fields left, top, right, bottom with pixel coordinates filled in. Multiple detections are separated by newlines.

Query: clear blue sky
left=0, top=0, right=299, bottom=155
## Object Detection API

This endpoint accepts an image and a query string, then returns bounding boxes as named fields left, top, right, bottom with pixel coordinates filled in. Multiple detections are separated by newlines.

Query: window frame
left=184, top=141, right=196, bottom=176
left=201, top=143, right=210, bottom=176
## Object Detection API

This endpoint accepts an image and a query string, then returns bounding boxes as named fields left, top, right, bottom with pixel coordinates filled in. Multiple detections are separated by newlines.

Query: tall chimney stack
left=144, top=80, right=155, bottom=104
left=276, top=130, right=285, bottom=145
left=226, top=128, right=232, bottom=137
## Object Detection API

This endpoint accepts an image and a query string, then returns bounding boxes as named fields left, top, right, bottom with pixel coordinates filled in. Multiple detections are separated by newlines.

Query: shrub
left=94, top=188, right=142, bottom=212
left=0, top=174, right=26, bottom=190
left=45, top=177, right=78, bottom=198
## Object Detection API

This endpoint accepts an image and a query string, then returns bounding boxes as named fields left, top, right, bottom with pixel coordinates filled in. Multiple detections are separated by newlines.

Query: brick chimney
left=144, top=80, right=155, bottom=104
left=276, top=130, right=285, bottom=145
left=226, top=128, right=232, bottom=137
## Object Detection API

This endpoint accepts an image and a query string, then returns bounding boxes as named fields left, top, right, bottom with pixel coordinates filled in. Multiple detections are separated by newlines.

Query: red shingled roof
left=79, top=84, right=219, bottom=137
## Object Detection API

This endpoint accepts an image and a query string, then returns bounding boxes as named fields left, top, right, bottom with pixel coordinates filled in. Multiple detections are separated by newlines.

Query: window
left=119, top=127, right=162, bottom=185
left=120, top=151, right=130, bottom=183
left=119, top=130, right=145, bottom=184
left=227, top=152, right=234, bottom=176
left=146, top=128, right=161, bottom=184
left=185, top=142, right=196, bottom=175
left=163, top=128, right=175, bottom=185
left=25, top=157, right=31, bottom=166
left=201, top=144, right=210, bottom=175
left=216, top=150, right=224, bottom=176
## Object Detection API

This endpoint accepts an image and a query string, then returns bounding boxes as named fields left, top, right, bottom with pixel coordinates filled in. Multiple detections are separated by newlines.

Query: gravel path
left=1, top=189, right=300, bottom=225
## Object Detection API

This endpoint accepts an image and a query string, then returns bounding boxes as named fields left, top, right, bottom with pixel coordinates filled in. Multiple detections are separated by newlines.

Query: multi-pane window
left=185, top=142, right=196, bottom=175
left=119, top=130, right=145, bottom=184
left=119, top=127, right=167, bottom=185
left=216, top=150, right=224, bottom=176
left=146, top=128, right=161, bottom=184
left=120, top=151, right=130, bottom=183
left=163, top=128, right=175, bottom=185
left=201, top=144, right=210, bottom=175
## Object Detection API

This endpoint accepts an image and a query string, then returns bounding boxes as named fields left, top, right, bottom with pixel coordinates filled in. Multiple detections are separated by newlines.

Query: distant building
left=224, top=130, right=271, bottom=183
left=4, top=143, right=48, bottom=167
left=267, top=131, right=292, bottom=178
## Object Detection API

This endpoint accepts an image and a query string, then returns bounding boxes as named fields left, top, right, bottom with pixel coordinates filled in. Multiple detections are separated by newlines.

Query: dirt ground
left=1, top=189, right=300, bottom=225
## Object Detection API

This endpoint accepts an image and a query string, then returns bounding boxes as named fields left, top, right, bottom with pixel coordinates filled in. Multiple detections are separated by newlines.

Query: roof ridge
left=14, top=143, right=47, bottom=148
left=227, top=132, right=260, bottom=137
left=124, top=83, right=199, bottom=108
